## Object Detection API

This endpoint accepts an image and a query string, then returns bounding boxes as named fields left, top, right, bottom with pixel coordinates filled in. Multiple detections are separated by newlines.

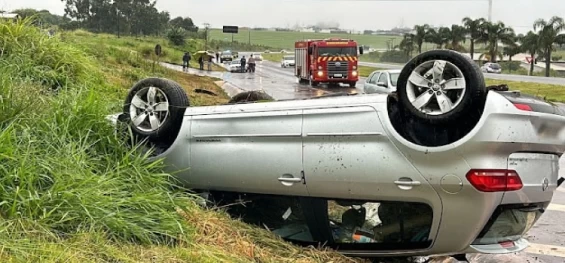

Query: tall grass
left=0, top=17, right=198, bottom=258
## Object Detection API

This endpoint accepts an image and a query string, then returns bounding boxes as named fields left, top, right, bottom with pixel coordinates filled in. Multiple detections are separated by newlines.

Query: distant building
left=0, top=13, right=20, bottom=21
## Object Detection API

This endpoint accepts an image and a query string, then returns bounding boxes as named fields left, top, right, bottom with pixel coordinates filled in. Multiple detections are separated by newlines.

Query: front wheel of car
left=122, top=77, right=189, bottom=144
left=395, top=49, right=487, bottom=125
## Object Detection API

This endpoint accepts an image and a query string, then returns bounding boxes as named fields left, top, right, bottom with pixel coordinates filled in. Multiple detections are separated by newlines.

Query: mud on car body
left=109, top=50, right=565, bottom=260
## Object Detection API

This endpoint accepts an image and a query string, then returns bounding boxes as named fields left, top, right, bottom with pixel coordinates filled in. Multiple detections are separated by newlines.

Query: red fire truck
left=295, top=38, right=363, bottom=87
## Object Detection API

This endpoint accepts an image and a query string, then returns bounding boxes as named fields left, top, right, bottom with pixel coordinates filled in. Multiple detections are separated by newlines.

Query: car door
left=301, top=105, right=443, bottom=252
left=363, top=71, right=381, bottom=94
left=376, top=72, right=390, bottom=94
left=188, top=107, right=308, bottom=196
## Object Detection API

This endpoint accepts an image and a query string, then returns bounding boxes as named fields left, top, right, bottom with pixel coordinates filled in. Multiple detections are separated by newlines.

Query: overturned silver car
left=109, top=50, right=565, bottom=261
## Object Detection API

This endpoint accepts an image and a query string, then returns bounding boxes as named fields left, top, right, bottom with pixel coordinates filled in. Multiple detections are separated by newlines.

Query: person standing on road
left=247, top=54, right=256, bottom=72
left=198, top=56, right=204, bottom=70
left=207, top=55, right=213, bottom=71
left=216, top=52, right=220, bottom=63
left=240, top=56, right=246, bottom=73
left=182, top=52, right=191, bottom=71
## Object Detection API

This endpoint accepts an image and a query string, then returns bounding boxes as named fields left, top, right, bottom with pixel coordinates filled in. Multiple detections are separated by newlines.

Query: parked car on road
left=109, top=50, right=565, bottom=261
left=220, top=51, right=233, bottom=63
left=227, top=60, right=248, bottom=73
left=363, top=69, right=400, bottom=94
left=281, top=55, right=295, bottom=68
left=481, top=62, right=502, bottom=74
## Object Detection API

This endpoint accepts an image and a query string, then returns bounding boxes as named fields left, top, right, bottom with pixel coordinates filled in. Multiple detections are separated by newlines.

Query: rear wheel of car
left=395, top=49, right=487, bottom=125
left=122, top=77, right=189, bottom=144
left=228, top=90, right=275, bottom=104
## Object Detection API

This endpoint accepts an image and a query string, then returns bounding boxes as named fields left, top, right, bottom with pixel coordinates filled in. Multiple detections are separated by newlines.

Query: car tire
left=122, top=77, right=189, bottom=144
left=227, top=90, right=275, bottom=104
left=348, top=81, right=357, bottom=88
left=395, top=49, right=487, bottom=125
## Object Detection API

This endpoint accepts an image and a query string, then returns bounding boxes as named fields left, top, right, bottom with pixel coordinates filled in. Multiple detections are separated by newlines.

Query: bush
left=0, top=18, right=95, bottom=90
left=379, top=50, right=410, bottom=63
left=166, top=26, right=187, bottom=46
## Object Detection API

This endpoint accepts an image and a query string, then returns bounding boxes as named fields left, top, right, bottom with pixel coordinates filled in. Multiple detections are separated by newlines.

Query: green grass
left=60, top=29, right=225, bottom=72
left=0, top=19, right=363, bottom=263
left=209, top=28, right=403, bottom=50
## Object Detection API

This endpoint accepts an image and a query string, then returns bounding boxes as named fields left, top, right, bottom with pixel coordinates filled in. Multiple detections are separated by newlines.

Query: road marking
left=525, top=242, right=565, bottom=258
left=547, top=203, right=565, bottom=212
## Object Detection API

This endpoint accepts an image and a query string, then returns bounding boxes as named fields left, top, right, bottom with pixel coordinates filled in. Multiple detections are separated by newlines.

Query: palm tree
left=413, top=24, right=430, bottom=54
left=462, top=17, right=486, bottom=60
left=477, top=21, right=515, bottom=63
left=445, top=24, right=467, bottom=52
left=533, top=16, right=565, bottom=77
left=520, top=31, right=541, bottom=76
left=503, top=37, right=521, bottom=73
left=399, top=33, right=416, bottom=57
left=426, top=27, right=450, bottom=49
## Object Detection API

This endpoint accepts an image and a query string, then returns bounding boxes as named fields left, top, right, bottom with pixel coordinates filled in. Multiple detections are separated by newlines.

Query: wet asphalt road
left=163, top=54, right=565, bottom=263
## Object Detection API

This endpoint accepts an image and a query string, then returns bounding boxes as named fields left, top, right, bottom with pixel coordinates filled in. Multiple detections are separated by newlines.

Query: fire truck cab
left=295, top=38, right=363, bottom=88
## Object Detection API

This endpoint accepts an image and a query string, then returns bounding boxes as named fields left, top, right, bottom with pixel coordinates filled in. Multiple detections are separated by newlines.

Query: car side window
left=369, top=72, right=381, bottom=84
left=378, top=73, right=389, bottom=87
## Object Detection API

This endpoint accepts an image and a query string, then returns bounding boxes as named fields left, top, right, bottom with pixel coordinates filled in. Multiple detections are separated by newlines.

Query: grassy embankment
left=262, top=54, right=565, bottom=102
left=262, top=53, right=381, bottom=78
left=0, top=19, right=363, bottom=263
left=62, top=30, right=226, bottom=72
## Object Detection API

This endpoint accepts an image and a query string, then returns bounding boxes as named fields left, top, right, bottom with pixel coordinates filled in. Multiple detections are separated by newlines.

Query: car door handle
left=394, top=180, right=421, bottom=186
left=278, top=177, right=303, bottom=183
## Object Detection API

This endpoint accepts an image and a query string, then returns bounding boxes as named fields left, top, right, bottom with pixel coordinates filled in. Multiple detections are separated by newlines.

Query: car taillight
left=513, top=103, right=532, bottom=111
left=466, top=169, right=523, bottom=192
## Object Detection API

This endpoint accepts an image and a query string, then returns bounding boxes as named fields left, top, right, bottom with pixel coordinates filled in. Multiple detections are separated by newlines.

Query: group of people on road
left=239, top=54, right=256, bottom=73
left=182, top=52, right=213, bottom=71
left=182, top=51, right=257, bottom=73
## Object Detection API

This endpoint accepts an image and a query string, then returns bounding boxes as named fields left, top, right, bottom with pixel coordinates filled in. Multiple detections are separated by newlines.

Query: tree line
left=59, top=0, right=198, bottom=37
left=398, top=16, right=565, bottom=77
left=9, top=2, right=200, bottom=40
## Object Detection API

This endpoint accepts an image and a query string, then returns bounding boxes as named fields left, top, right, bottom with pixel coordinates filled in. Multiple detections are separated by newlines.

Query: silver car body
left=281, top=55, right=295, bottom=67
left=138, top=90, right=565, bottom=257
left=364, top=69, right=401, bottom=94
left=481, top=62, right=502, bottom=74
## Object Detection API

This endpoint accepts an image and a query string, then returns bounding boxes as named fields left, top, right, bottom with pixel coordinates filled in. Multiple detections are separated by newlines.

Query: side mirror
left=308, top=47, right=313, bottom=55
left=377, top=82, right=387, bottom=88
left=359, top=46, right=364, bottom=55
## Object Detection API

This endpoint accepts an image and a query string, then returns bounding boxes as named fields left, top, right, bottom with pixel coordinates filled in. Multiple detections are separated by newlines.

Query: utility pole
left=204, top=23, right=210, bottom=50
left=488, top=0, right=493, bottom=22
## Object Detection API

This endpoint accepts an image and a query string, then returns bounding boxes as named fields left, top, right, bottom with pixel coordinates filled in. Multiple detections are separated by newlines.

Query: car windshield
left=318, top=47, right=356, bottom=56
left=390, top=73, right=400, bottom=86
left=489, top=63, right=501, bottom=69
left=284, top=56, right=294, bottom=60
left=222, top=52, right=232, bottom=55
left=230, top=61, right=240, bottom=65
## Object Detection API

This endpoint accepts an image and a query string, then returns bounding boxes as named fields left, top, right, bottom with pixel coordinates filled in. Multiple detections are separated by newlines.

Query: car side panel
left=187, top=110, right=309, bottom=196
left=302, top=105, right=444, bottom=254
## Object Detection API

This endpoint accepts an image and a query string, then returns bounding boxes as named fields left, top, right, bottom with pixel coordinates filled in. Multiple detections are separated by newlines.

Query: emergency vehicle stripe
left=347, top=56, right=352, bottom=62
left=323, top=57, right=328, bottom=61
left=317, top=57, right=321, bottom=63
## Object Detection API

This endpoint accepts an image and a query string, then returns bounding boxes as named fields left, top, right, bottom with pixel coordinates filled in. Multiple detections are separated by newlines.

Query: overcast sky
left=2, top=0, right=564, bottom=34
